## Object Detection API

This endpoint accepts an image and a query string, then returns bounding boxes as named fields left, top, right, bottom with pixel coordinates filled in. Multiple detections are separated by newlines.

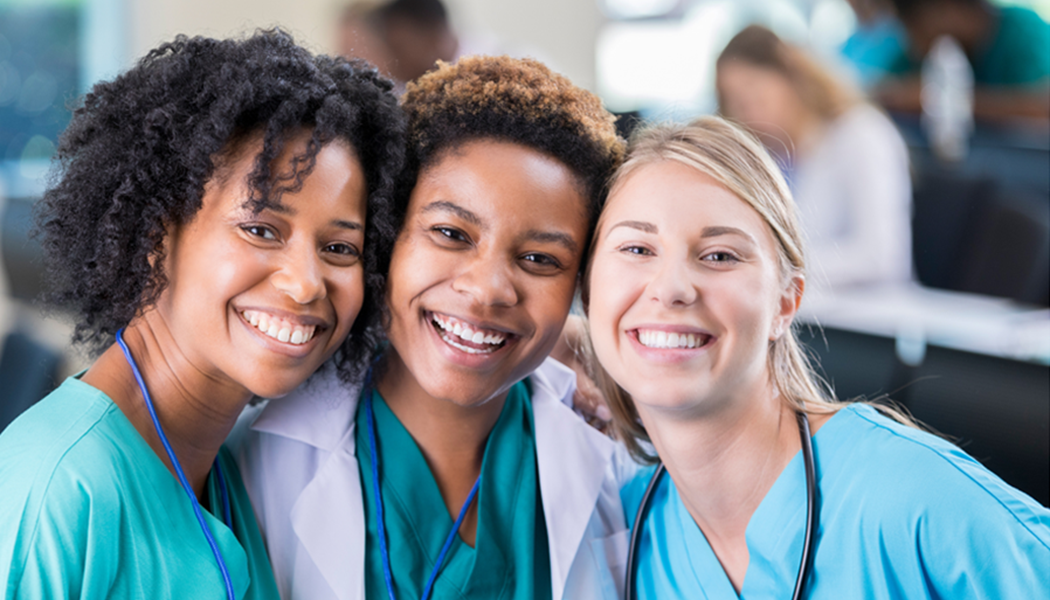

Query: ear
left=770, top=274, right=804, bottom=340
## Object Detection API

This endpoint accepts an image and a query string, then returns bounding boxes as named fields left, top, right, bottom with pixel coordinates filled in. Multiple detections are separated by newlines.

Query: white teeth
left=242, top=310, right=318, bottom=346
left=431, top=312, right=508, bottom=351
left=637, top=329, right=707, bottom=349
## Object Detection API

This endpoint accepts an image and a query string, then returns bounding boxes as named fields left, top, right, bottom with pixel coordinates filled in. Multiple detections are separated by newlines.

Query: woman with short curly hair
left=234, top=55, right=635, bottom=600
left=0, top=30, right=404, bottom=598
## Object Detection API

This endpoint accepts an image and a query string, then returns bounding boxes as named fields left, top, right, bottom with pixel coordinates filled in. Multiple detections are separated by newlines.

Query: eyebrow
left=246, top=203, right=362, bottom=231
left=524, top=230, right=579, bottom=255
left=333, top=220, right=363, bottom=231
left=701, top=226, right=756, bottom=245
left=420, top=200, right=481, bottom=226
left=608, top=221, right=757, bottom=245
left=609, top=220, right=657, bottom=234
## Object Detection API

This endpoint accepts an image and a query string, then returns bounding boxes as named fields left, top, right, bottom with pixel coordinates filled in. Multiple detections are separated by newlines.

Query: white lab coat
left=230, top=357, right=636, bottom=600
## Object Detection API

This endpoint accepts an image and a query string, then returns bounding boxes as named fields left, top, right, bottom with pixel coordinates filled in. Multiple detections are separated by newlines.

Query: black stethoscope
left=625, top=412, right=819, bottom=600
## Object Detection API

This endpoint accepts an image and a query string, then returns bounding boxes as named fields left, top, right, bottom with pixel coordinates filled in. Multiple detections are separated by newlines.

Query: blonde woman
left=584, top=116, right=1049, bottom=598
left=717, top=25, right=911, bottom=289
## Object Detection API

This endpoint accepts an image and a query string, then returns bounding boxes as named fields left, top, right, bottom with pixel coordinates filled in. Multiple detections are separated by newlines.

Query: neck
left=82, top=316, right=251, bottom=499
left=636, top=380, right=802, bottom=592
left=374, top=349, right=506, bottom=546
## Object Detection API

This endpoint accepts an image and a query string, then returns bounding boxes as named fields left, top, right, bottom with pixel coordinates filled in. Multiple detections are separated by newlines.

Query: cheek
left=332, top=267, right=366, bottom=331
left=586, top=257, right=636, bottom=346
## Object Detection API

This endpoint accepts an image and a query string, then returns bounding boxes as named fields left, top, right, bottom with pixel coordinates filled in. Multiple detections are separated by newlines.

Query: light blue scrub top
left=0, top=376, right=280, bottom=599
left=622, top=403, right=1050, bottom=599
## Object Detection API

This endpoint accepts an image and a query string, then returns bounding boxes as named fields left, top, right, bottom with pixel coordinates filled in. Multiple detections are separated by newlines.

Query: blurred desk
left=799, top=283, right=1050, bottom=365
left=797, top=283, right=1049, bottom=506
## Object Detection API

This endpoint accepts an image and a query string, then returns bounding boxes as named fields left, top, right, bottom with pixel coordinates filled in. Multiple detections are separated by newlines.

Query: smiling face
left=152, top=135, right=367, bottom=399
left=587, top=159, right=799, bottom=418
left=383, top=139, right=588, bottom=408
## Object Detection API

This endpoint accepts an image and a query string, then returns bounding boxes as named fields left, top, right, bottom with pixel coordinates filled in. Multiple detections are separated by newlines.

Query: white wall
left=126, top=0, right=602, bottom=91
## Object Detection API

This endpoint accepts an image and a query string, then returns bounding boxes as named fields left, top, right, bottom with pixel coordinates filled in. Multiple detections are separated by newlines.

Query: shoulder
left=828, top=104, right=906, bottom=154
left=0, top=379, right=131, bottom=590
left=0, top=378, right=133, bottom=502
left=998, top=6, right=1049, bottom=35
left=820, top=404, right=1050, bottom=549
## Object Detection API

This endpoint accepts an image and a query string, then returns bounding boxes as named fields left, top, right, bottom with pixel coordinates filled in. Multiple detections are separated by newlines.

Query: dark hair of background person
left=717, top=25, right=860, bottom=122
left=397, top=55, right=627, bottom=255
left=888, top=0, right=983, bottom=20
left=34, top=29, right=406, bottom=382
left=376, top=0, right=449, bottom=26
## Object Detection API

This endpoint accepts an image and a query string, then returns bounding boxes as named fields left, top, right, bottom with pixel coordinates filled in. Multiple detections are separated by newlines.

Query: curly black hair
left=398, top=55, right=626, bottom=251
left=35, top=29, right=405, bottom=381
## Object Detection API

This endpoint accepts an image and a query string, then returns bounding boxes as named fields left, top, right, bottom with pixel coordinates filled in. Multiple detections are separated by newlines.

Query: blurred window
left=596, top=0, right=1048, bottom=116
left=0, top=0, right=125, bottom=200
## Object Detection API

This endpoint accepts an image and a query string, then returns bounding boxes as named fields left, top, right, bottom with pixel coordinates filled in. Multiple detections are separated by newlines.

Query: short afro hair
left=36, top=29, right=405, bottom=380
left=398, top=55, right=626, bottom=248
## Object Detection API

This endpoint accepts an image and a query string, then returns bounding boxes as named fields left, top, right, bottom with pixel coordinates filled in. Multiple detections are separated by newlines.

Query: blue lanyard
left=116, top=329, right=236, bottom=600
left=363, top=387, right=480, bottom=600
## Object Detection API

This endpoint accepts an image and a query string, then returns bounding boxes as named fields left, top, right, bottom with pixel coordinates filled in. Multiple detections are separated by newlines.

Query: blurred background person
left=840, top=0, right=909, bottom=89
left=717, top=25, right=912, bottom=290
left=336, top=0, right=459, bottom=94
left=876, top=0, right=1050, bottom=122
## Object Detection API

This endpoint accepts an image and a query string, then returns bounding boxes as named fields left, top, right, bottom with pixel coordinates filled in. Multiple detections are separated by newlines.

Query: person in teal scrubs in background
left=233, top=55, right=636, bottom=600
left=877, top=0, right=1050, bottom=121
left=583, top=116, right=1050, bottom=598
left=0, top=30, right=405, bottom=599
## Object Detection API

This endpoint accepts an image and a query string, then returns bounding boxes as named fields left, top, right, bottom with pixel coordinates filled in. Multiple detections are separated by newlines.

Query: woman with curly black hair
left=0, top=30, right=404, bottom=599
left=234, top=56, right=635, bottom=600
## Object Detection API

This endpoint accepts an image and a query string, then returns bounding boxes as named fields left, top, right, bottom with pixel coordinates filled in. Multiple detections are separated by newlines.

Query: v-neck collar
left=669, top=407, right=851, bottom=598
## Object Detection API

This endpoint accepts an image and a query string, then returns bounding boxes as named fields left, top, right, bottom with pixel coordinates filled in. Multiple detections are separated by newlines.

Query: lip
left=234, top=305, right=331, bottom=358
left=423, top=309, right=520, bottom=368
left=626, top=323, right=716, bottom=363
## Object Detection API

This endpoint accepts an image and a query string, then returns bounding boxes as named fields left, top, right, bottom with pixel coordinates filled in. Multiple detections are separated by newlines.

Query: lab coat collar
left=249, top=358, right=616, bottom=600
left=532, top=358, right=618, bottom=600
left=250, top=362, right=362, bottom=455
left=251, top=364, right=367, bottom=600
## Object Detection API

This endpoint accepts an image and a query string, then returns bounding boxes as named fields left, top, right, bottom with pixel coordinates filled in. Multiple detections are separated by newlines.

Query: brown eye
left=242, top=224, right=278, bottom=241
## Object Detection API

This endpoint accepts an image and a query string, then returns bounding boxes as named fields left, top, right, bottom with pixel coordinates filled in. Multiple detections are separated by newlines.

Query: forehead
left=211, top=134, right=362, bottom=213
left=412, top=139, right=588, bottom=223
left=604, top=159, right=774, bottom=244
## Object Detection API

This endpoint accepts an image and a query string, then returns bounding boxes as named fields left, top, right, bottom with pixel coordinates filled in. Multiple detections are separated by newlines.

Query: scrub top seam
left=848, top=405, right=1050, bottom=552
left=12, top=399, right=116, bottom=589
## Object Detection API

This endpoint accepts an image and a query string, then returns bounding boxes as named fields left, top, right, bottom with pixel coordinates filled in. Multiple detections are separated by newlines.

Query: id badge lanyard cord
left=116, top=329, right=236, bottom=600
left=361, top=363, right=480, bottom=600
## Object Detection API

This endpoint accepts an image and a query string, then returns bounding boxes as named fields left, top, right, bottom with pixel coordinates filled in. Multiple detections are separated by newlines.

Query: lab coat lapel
left=532, top=358, right=617, bottom=600
left=252, top=366, right=367, bottom=600
left=290, top=433, right=365, bottom=600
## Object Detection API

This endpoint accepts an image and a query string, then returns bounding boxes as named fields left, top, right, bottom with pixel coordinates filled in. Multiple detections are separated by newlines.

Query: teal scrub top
left=0, top=376, right=280, bottom=600
left=889, top=6, right=1050, bottom=86
left=356, top=381, right=552, bottom=600
left=622, top=403, right=1050, bottom=599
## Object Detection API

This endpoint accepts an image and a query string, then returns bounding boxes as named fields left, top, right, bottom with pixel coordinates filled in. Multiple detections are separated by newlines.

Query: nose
left=271, top=243, right=327, bottom=305
left=647, top=256, right=697, bottom=308
left=451, top=252, right=519, bottom=307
